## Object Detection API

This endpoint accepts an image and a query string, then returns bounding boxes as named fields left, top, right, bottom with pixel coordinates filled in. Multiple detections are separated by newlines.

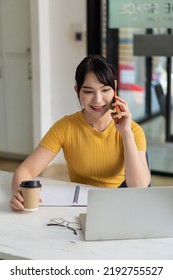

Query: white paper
left=40, top=184, right=101, bottom=207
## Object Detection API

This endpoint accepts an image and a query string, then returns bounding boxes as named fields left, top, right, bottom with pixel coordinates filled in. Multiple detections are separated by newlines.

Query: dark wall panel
left=134, top=35, right=173, bottom=56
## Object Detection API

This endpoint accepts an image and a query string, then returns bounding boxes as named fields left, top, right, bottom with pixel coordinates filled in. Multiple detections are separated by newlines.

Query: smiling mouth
left=91, top=105, right=106, bottom=111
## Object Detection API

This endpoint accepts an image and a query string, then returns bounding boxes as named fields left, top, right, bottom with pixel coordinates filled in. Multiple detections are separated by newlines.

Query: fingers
left=9, top=191, right=24, bottom=211
left=111, top=96, right=131, bottom=125
left=112, top=97, right=129, bottom=112
left=112, top=97, right=130, bottom=120
left=111, top=110, right=131, bottom=122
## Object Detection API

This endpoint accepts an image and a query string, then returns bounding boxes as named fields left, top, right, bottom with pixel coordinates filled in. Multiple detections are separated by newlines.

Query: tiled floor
left=0, top=157, right=172, bottom=186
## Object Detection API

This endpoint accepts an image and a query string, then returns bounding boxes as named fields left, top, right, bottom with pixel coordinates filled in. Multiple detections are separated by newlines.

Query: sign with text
left=109, top=0, right=173, bottom=28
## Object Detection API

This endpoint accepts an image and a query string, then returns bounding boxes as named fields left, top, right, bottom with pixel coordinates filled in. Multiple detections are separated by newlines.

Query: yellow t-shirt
left=40, top=111, right=146, bottom=188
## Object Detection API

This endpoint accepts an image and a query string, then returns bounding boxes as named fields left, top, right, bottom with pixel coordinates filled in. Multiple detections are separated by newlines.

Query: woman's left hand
left=111, top=96, right=132, bottom=132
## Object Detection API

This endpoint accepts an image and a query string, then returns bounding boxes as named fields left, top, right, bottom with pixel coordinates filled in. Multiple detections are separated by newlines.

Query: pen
left=73, top=185, right=80, bottom=205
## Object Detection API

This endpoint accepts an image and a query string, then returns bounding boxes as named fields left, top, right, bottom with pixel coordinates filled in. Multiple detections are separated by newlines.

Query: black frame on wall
left=87, top=0, right=102, bottom=55
left=87, top=0, right=119, bottom=86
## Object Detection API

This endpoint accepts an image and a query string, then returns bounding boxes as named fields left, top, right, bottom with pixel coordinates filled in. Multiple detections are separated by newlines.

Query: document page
left=40, top=183, right=101, bottom=206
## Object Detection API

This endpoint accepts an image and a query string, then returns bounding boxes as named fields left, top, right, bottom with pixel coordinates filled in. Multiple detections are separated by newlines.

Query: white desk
left=0, top=170, right=173, bottom=260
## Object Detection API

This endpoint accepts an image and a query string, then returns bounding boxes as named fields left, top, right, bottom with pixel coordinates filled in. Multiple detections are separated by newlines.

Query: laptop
left=79, top=186, right=173, bottom=241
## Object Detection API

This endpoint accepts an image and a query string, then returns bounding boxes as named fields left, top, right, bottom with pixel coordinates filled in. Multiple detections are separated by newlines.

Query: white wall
left=30, top=0, right=87, bottom=163
left=30, top=0, right=52, bottom=148
left=49, top=0, right=87, bottom=123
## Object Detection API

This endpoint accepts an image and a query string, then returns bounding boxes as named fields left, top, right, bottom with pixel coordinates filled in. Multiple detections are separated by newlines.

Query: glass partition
left=100, top=0, right=173, bottom=174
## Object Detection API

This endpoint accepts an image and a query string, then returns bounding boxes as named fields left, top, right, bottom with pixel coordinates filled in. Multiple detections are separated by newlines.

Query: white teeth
left=92, top=106, right=103, bottom=109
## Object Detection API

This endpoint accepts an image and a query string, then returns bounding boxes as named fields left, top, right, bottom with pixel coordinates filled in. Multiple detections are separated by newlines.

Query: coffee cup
left=20, top=180, right=42, bottom=211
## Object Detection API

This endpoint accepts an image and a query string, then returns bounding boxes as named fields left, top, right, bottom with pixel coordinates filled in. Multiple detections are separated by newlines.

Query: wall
left=50, top=0, right=87, bottom=163
left=30, top=0, right=87, bottom=163
left=50, top=0, right=87, bottom=123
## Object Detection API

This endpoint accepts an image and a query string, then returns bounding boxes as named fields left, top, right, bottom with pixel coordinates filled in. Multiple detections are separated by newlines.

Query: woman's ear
left=74, top=84, right=78, bottom=93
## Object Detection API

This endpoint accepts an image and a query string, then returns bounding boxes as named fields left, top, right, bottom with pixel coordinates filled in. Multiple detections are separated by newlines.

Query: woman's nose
left=93, top=92, right=102, bottom=103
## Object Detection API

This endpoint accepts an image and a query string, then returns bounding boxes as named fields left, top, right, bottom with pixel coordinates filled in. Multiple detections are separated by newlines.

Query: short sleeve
left=39, top=117, right=67, bottom=154
left=131, top=121, right=147, bottom=151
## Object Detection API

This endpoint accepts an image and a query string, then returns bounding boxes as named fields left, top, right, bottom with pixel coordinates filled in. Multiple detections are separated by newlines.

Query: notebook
left=40, top=183, right=102, bottom=206
left=79, top=186, right=173, bottom=241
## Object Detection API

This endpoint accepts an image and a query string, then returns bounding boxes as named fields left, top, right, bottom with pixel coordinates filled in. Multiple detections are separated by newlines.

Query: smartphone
left=114, top=91, right=121, bottom=124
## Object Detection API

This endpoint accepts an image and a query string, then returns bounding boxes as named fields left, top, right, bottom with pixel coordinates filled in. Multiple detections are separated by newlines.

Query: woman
left=10, top=55, right=151, bottom=211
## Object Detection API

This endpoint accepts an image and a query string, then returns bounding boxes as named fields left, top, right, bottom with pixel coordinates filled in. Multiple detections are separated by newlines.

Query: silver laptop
left=79, top=187, right=173, bottom=241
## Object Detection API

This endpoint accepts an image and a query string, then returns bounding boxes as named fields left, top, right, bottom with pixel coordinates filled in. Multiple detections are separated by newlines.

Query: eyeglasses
left=47, top=218, right=81, bottom=235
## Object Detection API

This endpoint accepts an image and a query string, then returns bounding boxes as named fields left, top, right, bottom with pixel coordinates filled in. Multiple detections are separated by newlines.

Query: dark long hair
left=75, top=55, right=117, bottom=99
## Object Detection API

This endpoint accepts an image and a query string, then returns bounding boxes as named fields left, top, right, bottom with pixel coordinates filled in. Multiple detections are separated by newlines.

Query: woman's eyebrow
left=81, top=86, right=93, bottom=89
left=81, top=85, right=106, bottom=89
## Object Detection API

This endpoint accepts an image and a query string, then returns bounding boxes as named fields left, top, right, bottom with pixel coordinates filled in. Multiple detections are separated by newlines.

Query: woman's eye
left=83, top=90, right=93, bottom=94
left=102, top=88, right=110, bottom=92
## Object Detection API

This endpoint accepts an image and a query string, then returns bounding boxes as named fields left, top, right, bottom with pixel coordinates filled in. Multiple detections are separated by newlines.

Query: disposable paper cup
left=20, top=180, right=42, bottom=211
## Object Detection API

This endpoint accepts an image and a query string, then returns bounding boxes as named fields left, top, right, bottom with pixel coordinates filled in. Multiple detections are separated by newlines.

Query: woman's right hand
left=9, top=191, right=43, bottom=211
left=9, top=190, right=24, bottom=211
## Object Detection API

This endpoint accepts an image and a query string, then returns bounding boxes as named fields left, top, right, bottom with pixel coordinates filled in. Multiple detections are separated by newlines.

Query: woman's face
left=78, top=72, right=114, bottom=119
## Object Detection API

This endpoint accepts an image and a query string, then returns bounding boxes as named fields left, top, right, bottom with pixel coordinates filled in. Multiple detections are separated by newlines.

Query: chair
left=154, top=83, right=166, bottom=116
left=119, top=151, right=151, bottom=188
